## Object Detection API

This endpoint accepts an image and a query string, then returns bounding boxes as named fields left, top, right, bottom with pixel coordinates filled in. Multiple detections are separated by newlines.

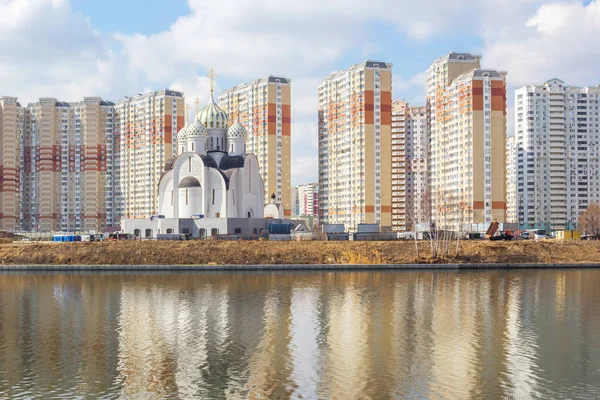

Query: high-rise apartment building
left=0, top=97, right=22, bottom=232
left=318, top=61, right=393, bottom=231
left=510, top=79, right=600, bottom=230
left=296, top=183, right=319, bottom=216
left=219, top=76, right=291, bottom=217
left=506, top=135, right=517, bottom=224
left=426, top=52, right=507, bottom=228
left=116, top=90, right=185, bottom=220
left=20, top=97, right=117, bottom=232
left=391, top=101, right=428, bottom=231
left=290, top=187, right=299, bottom=217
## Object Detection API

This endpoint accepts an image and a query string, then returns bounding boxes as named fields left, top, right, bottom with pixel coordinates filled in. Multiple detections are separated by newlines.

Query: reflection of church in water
left=122, top=70, right=284, bottom=239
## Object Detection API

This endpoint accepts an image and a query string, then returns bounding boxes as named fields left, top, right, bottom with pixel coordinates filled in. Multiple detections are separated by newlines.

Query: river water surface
left=0, top=270, right=599, bottom=399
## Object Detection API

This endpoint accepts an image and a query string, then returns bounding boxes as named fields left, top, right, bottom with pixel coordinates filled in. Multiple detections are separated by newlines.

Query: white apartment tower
left=318, top=61, right=393, bottom=231
left=506, top=135, right=517, bottom=224
left=297, top=183, right=319, bottom=217
left=511, top=79, right=600, bottom=231
left=219, top=76, right=292, bottom=217
left=116, top=90, right=185, bottom=220
left=427, top=52, right=507, bottom=229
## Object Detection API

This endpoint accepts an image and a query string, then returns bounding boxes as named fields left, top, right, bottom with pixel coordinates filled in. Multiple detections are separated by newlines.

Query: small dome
left=178, top=121, right=208, bottom=141
left=187, top=120, right=208, bottom=137
left=197, top=92, right=228, bottom=129
left=227, top=120, right=247, bottom=139
left=177, top=125, right=189, bottom=142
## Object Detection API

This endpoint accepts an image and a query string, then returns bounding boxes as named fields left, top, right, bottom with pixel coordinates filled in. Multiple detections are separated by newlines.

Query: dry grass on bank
left=0, top=240, right=600, bottom=265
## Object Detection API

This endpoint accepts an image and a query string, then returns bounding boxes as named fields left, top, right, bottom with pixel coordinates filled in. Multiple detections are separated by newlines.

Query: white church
left=122, top=75, right=288, bottom=239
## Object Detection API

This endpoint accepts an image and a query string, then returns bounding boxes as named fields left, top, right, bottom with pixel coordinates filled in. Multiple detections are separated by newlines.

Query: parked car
left=517, top=231, right=530, bottom=240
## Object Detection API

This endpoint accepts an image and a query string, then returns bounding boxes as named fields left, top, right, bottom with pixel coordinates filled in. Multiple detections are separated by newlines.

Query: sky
left=1, top=0, right=599, bottom=186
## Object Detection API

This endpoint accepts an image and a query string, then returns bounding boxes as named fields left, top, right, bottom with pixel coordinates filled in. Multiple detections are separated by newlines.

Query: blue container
left=268, top=224, right=292, bottom=235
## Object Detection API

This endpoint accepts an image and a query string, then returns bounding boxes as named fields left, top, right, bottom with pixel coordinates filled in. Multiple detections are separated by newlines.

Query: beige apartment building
left=391, top=101, right=428, bottom=231
left=426, top=53, right=507, bottom=229
left=219, top=76, right=291, bottom=217
left=20, top=97, right=117, bottom=232
left=0, top=97, right=22, bottom=232
left=116, top=90, right=185, bottom=219
left=318, top=61, right=393, bottom=231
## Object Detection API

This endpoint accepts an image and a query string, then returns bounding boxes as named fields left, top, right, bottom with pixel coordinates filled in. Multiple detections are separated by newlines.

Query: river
left=0, top=270, right=599, bottom=399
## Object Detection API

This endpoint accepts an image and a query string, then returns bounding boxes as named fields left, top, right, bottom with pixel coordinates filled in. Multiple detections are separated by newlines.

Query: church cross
left=207, top=68, right=218, bottom=93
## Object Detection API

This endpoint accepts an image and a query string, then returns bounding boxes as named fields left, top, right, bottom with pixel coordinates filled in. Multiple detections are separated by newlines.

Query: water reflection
left=0, top=270, right=599, bottom=399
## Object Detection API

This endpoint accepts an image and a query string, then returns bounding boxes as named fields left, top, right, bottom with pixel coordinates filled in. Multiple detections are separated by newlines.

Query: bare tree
left=579, top=203, right=600, bottom=239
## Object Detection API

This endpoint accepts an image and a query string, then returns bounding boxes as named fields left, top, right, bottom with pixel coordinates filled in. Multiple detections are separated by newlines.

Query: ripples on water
left=0, top=270, right=599, bottom=399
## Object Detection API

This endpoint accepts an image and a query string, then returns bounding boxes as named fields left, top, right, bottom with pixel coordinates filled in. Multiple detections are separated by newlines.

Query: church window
left=188, top=157, right=192, bottom=172
left=181, top=146, right=184, bottom=153
left=167, top=229, right=173, bottom=234
left=186, top=189, right=189, bottom=205
left=231, top=144, right=233, bottom=152
left=212, top=189, right=215, bottom=205
left=234, top=228, right=242, bottom=234
left=191, top=142, right=194, bottom=151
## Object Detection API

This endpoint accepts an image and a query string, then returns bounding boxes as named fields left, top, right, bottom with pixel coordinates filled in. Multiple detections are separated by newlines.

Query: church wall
left=227, top=169, right=243, bottom=218
left=158, top=173, right=174, bottom=218
left=172, top=154, right=206, bottom=218
left=206, top=169, right=226, bottom=218
left=243, top=155, right=265, bottom=219
left=178, top=187, right=203, bottom=219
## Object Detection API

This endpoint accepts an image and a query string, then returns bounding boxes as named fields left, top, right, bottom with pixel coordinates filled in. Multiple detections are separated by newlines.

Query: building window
left=212, top=189, right=215, bottom=205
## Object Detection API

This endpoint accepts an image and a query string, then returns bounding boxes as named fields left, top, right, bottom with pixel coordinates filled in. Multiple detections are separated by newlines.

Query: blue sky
left=2, top=0, right=599, bottom=186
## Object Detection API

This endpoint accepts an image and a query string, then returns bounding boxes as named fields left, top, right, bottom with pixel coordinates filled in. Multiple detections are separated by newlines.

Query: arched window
left=199, top=228, right=206, bottom=238
left=167, top=228, right=173, bottom=234
left=145, top=229, right=152, bottom=238
left=134, top=229, right=140, bottom=237
left=211, top=228, right=219, bottom=236
left=191, top=142, right=194, bottom=151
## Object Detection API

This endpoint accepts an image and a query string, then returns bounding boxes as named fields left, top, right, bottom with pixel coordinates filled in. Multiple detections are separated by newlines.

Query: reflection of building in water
left=245, top=289, right=294, bottom=398
left=428, top=273, right=483, bottom=398
left=115, top=277, right=271, bottom=399
left=289, top=287, right=321, bottom=399
left=322, top=281, right=370, bottom=399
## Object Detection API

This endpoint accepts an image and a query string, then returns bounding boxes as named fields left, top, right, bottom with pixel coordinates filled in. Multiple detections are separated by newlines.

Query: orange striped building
left=426, top=53, right=507, bottom=228
left=318, top=61, right=393, bottom=232
left=116, top=90, right=185, bottom=220
left=219, top=77, right=291, bottom=216
left=20, top=97, right=117, bottom=232
left=0, top=97, right=22, bottom=232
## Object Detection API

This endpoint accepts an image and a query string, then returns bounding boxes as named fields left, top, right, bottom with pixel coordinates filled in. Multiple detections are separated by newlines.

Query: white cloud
left=483, top=1, right=600, bottom=89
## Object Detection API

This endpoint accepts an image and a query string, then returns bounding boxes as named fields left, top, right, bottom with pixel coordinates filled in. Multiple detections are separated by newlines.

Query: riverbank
left=1, top=240, right=600, bottom=266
